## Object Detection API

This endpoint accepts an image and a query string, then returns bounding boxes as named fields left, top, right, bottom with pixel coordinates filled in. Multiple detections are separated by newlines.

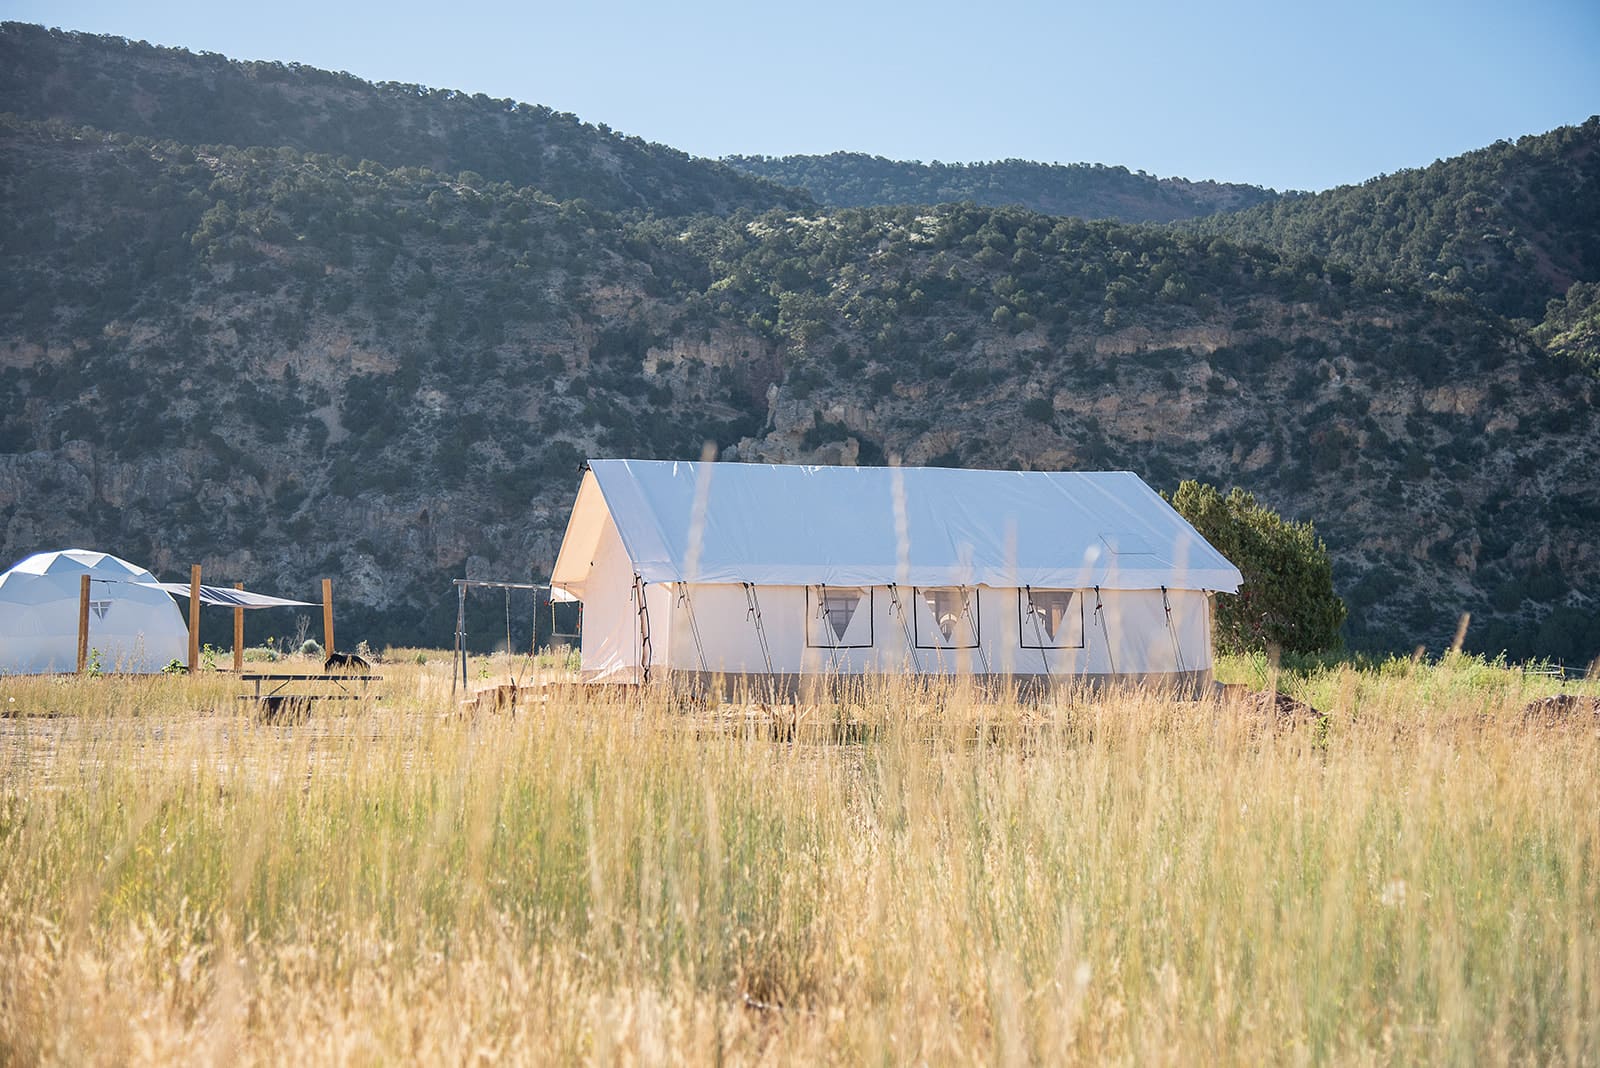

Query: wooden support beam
left=322, top=578, right=334, bottom=655
left=77, top=573, right=90, bottom=674
left=233, top=581, right=245, bottom=674
left=188, top=564, right=202, bottom=674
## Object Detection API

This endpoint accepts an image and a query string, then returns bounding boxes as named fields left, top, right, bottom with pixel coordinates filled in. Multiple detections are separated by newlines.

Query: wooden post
left=77, top=574, right=91, bottom=673
left=187, top=564, right=202, bottom=674
left=322, top=578, right=334, bottom=655
left=233, top=582, right=245, bottom=674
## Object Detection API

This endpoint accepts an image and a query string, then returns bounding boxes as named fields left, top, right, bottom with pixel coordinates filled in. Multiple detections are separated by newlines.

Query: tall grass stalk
left=0, top=655, right=1595, bottom=1063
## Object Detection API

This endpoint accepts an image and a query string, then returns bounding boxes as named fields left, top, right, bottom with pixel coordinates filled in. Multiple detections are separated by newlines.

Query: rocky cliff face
left=720, top=274, right=1599, bottom=663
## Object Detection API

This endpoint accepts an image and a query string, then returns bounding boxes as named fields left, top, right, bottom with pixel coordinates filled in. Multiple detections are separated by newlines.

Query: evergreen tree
left=1169, top=481, right=1346, bottom=655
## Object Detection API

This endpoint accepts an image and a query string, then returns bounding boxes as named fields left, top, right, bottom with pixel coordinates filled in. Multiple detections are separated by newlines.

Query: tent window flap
left=914, top=587, right=979, bottom=649
left=805, top=586, right=874, bottom=648
left=1020, top=589, right=1085, bottom=649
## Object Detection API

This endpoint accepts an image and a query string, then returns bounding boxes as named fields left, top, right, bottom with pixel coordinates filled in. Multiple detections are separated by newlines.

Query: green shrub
left=1168, top=480, right=1347, bottom=655
left=1022, top=397, right=1055, bottom=423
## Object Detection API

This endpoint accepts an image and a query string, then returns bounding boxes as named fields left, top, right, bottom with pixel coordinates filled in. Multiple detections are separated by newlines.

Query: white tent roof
left=0, top=548, right=155, bottom=601
left=552, top=460, right=1242, bottom=595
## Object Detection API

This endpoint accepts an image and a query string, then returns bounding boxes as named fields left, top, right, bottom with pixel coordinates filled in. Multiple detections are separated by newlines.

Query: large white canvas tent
left=0, top=549, right=188, bottom=674
left=551, top=460, right=1243, bottom=690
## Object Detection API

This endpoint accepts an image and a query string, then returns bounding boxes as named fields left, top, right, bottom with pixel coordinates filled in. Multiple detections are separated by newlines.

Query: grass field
left=1, top=652, right=1596, bottom=1064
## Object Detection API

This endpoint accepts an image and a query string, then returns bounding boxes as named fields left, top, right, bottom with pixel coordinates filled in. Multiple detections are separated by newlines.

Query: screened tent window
left=914, top=587, right=979, bottom=649
left=805, top=586, right=874, bottom=648
left=1020, top=589, right=1084, bottom=649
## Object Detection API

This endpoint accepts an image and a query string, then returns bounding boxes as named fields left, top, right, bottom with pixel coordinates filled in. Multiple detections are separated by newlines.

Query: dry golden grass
left=1, top=653, right=1596, bottom=1064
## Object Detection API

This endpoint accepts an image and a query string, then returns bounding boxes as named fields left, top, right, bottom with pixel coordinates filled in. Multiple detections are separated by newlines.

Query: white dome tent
left=0, top=549, right=189, bottom=674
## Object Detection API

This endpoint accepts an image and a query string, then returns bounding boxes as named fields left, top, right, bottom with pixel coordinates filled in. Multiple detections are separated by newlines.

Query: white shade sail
left=134, top=582, right=317, bottom=608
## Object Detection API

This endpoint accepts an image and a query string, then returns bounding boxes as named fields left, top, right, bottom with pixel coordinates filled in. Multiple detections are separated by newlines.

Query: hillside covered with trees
left=2, top=26, right=1597, bottom=664
left=0, top=22, right=808, bottom=218
left=724, top=152, right=1278, bottom=223
left=1187, top=119, right=1600, bottom=325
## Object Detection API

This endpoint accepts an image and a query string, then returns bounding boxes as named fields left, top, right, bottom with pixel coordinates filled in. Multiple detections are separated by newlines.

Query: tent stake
left=187, top=565, right=202, bottom=674
left=77, top=574, right=90, bottom=674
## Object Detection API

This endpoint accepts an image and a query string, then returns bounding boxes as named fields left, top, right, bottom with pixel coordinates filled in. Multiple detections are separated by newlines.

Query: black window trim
left=804, top=584, right=876, bottom=649
left=1018, top=588, right=1086, bottom=650
left=913, top=585, right=981, bottom=650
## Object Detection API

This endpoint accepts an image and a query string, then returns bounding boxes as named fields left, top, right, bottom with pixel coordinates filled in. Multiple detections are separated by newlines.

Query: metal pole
left=454, top=582, right=467, bottom=694
left=233, top=582, right=245, bottom=673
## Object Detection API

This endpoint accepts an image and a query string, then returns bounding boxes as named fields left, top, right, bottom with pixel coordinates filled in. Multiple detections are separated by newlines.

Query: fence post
left=322, top=578, right=334, bottom=655
left=77, top=574, right=90, bottom=673
left=187, top=565, right=202, bottom=674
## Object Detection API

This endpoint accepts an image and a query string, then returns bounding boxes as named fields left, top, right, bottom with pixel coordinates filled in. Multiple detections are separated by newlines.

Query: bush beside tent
left=1167, top=481, right=1346, bottom=655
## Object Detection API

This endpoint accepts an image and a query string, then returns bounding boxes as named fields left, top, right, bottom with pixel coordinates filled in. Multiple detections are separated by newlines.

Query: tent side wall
left=656, top=583, right=1214, bottom=679
left=575, top=512, right=678, bottom=682
left=0, top=603, right=187, bottom=673
left=576, top=515, right=643, bottom=681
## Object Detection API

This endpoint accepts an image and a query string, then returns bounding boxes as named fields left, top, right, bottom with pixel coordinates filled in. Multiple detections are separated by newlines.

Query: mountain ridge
left=723, top=151, right=1281, bottom=223
left=1, top=26, right=1597, bottom=664
left=0, top=21, right=810, bottom=218
left=1185, top=117, right=1600, bottom=323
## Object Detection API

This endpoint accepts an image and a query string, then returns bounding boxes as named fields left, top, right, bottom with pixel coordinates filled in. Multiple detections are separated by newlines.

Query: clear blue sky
left=3, top=0, right=1596, bottom=191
